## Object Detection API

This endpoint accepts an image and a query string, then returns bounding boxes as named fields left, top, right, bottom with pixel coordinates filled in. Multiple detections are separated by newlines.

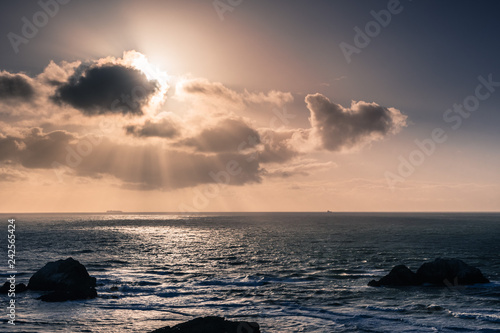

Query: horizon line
left=1, top=211, right=500, bottom=215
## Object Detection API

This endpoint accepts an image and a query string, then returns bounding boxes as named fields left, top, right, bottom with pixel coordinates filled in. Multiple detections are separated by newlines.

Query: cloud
left=0, top=134, right=22, bottom=161
left=180, top=118, right=260, bottom=153
left=178, top=78, right=293, bottom=107
left=0, top=128, right=75, bottom=168
left=180, top=78, right=240, bottom=103
left=19, top=128, right=76, bottom=168
left=0, top=52, right=168, bottom=129
left=244, top=90, right=294, bottom=106
left=37, top=60, right=81, bottom=86
left=0, top=71, right=35, bottom=101
left=305, top=93, right=407, bottom=151
left=0, top=51, right=411, bottom=195
left=263, top=160, right=335, bottom=178
left=52, top=64, right=159, bottom=115
left=125, top=117, right=179, bottom=138
left=1, top=127, right=262, bottom=190
left=0, top=168, right=27, bottom=182
left=66, top=139, right=262, bottom=190
left=257, top=128, right=302, bottom=163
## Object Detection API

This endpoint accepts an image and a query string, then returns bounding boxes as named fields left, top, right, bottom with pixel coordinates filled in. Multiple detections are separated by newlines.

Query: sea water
left=0, top=212, right=499, bottom=332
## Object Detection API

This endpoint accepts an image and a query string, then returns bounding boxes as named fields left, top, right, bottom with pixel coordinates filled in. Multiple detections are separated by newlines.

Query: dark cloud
left=0, top=128, right=75, bottom=168
left=180, top=118, right=260, bottom=152
left=0, top=135, right=22, bottom=162
left=305, top=93, right=407, bottom=151
left=20, top=128, right=76, bottom=168
left=52, top=64, right=159, bottom=115
left=125, top=118, right=179, bottom=138
left=0, top=72, right=35, bottom=101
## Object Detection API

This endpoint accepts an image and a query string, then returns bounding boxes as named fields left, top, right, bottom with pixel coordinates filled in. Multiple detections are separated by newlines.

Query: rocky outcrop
left=368, top=258, right=489, bottom=287
left=149, top=316, right=260, bottom=333
left=0, top=282, right=27, bottom=294
left=28, top=257, right=97, bottom=302
left=368, top=265, right=419, bottom=287
left=416, top=258, right=490, bottom=286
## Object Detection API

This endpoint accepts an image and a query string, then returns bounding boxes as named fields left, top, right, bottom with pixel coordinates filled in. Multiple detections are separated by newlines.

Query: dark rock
left=28, top=257, right=97, bottom=302
left=416, top=258, right=490, bottom=286
left=38, top=288, right=97, bottom=302
left=15, top=283, right=28, bottom=293
left=0, top=282, right=27, bottom=294
left=368, top=264, right=420, bottom=287
left=368, top=258, right=490, bottom=287
left=149, top=316, right=260, bottom=333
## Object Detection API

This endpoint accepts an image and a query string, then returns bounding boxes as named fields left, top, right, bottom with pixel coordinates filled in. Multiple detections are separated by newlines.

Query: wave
left=450, top=311, right=500, bottom=323
left=70, top=249, right=94, bottom=254
left=197, top=279, right=267, bottom=287
left=365, top=303, right=446, bottom=314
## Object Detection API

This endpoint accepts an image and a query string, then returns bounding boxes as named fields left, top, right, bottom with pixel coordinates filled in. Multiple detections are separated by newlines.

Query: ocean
left=0, top=212, right=499, bottom=332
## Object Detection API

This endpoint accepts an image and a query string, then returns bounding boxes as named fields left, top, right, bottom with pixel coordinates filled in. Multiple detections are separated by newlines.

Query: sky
left=1, top=0, right=499, bottom=212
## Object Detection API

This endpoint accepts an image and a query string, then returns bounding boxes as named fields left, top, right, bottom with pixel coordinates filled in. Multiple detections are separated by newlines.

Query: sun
left=122, top=50, right=170, bottom=114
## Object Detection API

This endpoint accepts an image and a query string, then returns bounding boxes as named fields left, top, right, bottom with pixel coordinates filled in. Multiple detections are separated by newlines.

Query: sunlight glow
left=123, top=51, right=170, bottom=114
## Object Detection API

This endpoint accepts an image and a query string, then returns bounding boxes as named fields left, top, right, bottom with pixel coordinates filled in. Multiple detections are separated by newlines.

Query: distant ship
left=327, top=210, right=333, bottom=213
left=106, top=210, right=123, bottom=213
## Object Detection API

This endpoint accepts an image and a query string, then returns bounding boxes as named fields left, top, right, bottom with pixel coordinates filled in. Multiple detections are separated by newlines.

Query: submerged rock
left=368, top=258, right=489, bottom=287
left=28, top=257, right=97, bottom=302
left=149, top=316, right=260, bottom=333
